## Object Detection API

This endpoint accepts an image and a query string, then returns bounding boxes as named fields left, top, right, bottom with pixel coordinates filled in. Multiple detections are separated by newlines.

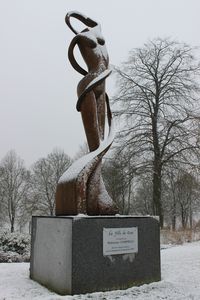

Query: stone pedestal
left=30, top=216, right=161, bottom=295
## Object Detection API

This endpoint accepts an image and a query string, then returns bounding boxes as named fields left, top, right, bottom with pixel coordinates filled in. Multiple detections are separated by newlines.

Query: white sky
left=0, top=0, right=200, bottom=166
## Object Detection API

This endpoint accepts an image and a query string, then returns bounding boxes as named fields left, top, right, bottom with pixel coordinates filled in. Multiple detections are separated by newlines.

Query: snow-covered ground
left=0, top=242, right=200, bottom=300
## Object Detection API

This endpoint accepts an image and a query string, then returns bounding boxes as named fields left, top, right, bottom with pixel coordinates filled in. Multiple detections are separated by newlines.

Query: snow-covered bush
left=0, top=231, right=30, bottom=254
left=0, top=231, right=30, bottom=262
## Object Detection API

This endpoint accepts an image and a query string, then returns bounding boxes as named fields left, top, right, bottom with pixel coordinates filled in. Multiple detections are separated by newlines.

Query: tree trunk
left=181, top=206, right=187, bottom=229
left=172, top=215, right=176, bottom=231
left=189, top=199, right=193, bottom=229
left=152, top=165, right=163, bottom=227
left=11, top=217, right=14, bottom=233
left=126, top=174, right=132, bottom=215
left=172, top=197, right=176, bottom=231
left=152, top=105, right=163, bottom=227
left=50, top=206, right=54, bottom=216
left=29, top=220, right=32, bottom=235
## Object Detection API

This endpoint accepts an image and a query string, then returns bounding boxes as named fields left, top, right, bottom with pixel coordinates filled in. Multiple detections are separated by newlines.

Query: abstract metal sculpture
left=55, top=11, right=119, bottom=215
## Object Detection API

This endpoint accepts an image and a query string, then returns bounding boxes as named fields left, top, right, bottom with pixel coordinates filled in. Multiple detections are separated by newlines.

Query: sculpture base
left=30, top=216, right=161, bottom=295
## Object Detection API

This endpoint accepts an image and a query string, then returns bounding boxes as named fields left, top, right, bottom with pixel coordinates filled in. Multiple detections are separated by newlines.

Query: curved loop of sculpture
left=55, top=11, right=119, bottom=215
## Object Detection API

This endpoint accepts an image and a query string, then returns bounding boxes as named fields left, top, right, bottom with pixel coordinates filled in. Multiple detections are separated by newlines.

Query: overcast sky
left=0, top=0, right=200, bottom=166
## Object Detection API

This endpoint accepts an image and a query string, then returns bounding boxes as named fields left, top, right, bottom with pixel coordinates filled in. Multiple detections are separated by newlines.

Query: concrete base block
left=30, top=216, right=161, bottom=295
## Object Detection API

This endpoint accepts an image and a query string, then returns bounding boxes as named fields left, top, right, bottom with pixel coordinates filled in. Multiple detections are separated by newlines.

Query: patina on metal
left=55, top=11, right=119, bottom=215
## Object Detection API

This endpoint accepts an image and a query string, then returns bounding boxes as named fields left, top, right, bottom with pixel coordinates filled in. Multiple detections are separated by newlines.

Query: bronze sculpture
left=56, top=11, right=119, bottom=215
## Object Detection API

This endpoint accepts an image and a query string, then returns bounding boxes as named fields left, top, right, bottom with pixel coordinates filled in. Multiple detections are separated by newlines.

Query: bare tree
left=103, top=150, right=136, bottom=214
left=161, top=168, right=179, bottom=230
left=0, top=150, right=30, bottom=232
left=31, top=149, right=72, bottom=215
left=73, top=142, right=89, bottom=160
left=0, top=166, right=6, bottom=226
left=134, top=174, right=153, bottom=215
left=114, top=38, right=200, bottom=226
left=173, top=171, right=199, bottom=229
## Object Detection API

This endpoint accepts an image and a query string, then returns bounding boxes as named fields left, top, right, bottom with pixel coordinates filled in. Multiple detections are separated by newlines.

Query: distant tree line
left=1, top=37, right=200, bottom=232
left=103, top=151, right=200, bottom=231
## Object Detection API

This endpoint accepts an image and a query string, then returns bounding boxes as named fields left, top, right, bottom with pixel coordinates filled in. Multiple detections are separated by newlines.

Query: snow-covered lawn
left=0, top=242, right=200, bottom=300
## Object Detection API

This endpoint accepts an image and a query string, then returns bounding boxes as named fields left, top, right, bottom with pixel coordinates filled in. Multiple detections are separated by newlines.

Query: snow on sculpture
left=55, top=11, right=119, bottom=215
